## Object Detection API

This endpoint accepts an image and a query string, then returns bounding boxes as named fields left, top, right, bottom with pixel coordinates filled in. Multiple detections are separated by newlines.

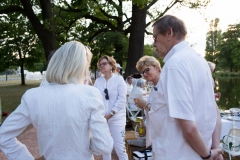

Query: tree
left=0, top=12, right=44, bottom=85
left=218, top=24, right=240, bottom=72
left=205, top=18, right=222, bottom=68
left=0, top=0, right=211, bottom=79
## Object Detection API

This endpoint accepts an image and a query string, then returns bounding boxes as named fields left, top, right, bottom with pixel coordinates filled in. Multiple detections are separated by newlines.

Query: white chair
left=126, top=101, right=142, bottom=122
left=220, top=128, right=240, bottom=160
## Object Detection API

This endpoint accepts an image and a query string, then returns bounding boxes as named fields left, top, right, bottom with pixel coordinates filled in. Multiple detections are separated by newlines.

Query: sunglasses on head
left=104, top=88, right=109, bottom=100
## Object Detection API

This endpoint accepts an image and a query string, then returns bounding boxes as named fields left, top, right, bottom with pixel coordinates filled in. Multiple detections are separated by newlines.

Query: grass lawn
left=0, top=80, right=41, bottom=124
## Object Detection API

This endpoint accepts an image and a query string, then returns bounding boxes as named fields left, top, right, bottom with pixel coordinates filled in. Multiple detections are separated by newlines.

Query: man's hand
left=35, top=156, right=45, bottom=160
left=213, top=153, right=224, bottom=160
left=211, top=148, right=223, bottom=160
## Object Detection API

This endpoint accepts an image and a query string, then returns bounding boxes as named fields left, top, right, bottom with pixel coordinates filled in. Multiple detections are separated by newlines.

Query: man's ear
left=167, top=28, right=174, bottom=40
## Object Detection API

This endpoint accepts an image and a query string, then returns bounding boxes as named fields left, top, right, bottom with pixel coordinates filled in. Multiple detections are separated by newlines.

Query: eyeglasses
left=142, top=67, right=151, bottom=75
left=99, top=62, right=108, bottom=68
left=153, top=33, right=160, bottom=43
left=104, top=88, right=109, bottom=100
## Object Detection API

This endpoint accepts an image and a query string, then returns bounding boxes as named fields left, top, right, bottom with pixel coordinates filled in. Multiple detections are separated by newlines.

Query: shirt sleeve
left=111, top=76, right=127, bottom=113
left=164, top=68, right=195, bottom=121
left=0, top=94, right=34, bottom=160
left=87, top=88, right=113, bottom=155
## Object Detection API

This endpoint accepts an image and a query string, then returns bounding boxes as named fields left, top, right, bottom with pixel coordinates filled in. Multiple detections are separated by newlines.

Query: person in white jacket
left=94, top=55, right=128, bottom=160
left=0, top=41, right=113, bottom=160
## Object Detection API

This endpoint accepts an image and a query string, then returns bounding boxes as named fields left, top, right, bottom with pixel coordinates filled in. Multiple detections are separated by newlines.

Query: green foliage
left=205, top=18, right=222, bottom=66
left=218, top=24, right=240, bottom=72
left=0, top=12, right=45, bottom=74
left=205, top=19, right=240, bottom=72
left=143, top=44, right=164, bottom=68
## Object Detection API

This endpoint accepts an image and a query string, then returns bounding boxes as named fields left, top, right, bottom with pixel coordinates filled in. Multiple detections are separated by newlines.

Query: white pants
left=103, top=123, right=128, bottom=160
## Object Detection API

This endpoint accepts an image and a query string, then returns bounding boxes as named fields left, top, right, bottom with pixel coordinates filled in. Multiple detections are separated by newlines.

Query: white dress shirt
left=94, top=74, right=127, bottom=125
left=0, top=84, right=113, bottom=160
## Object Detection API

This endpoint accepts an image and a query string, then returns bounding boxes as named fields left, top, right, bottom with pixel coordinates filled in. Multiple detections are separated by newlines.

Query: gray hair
left=152, top=15, right=187, bottom=40
left=136, top=79, right=145, bottom=87
left=46, top=41, right=92, bottom=84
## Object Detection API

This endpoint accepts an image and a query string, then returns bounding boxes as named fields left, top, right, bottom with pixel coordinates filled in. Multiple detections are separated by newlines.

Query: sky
left=146, top=0, right=240, bottom=57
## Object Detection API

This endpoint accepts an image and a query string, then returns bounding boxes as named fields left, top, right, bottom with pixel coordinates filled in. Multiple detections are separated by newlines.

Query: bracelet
left=201, top=151, right=211, bottom=159
left=110, top=111, right=115, bottom=116
left=143, top=103, right=149, bottom=109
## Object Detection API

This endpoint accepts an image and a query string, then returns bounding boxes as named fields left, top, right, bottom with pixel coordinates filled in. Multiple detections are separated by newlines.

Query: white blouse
left=0, top=83, right=113, bottom=160
left=94, top=74, right=127, bottom=124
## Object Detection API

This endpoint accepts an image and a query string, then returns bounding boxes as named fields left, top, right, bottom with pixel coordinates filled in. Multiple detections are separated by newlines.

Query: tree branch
left=145, top=0, right=180, bottom=29
left=146, top=0, right=158, bottom=10
left=0, top=6, right=26, bottom=16
left=87, top=28, right=111, bottom=42
left=85, top=14, right=116, bottom=31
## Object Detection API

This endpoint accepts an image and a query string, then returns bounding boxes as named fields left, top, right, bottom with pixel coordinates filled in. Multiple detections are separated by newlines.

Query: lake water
left=215, top=77, right=240, bottom=110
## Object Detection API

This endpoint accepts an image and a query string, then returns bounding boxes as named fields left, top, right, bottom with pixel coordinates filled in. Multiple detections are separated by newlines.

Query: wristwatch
left=144, top=103, right=151, bottom=111
left=110, top=111, right=115, bottom=116
left=201, top=151, right=211, bottom=159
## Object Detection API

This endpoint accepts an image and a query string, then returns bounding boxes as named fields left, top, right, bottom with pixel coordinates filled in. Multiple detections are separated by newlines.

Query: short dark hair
left=152, top=15, right=187, bottom=40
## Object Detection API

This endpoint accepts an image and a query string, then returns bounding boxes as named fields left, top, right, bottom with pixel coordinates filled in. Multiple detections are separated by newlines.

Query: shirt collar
left=163, top=41, right=188, bottom=63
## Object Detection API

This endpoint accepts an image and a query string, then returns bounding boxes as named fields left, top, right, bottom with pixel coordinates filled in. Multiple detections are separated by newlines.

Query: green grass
left=0, top=80, right=41, bottom=123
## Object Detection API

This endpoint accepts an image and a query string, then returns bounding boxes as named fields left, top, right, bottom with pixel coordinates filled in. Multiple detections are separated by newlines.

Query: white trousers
left=102, top=123, right=128, bottom=160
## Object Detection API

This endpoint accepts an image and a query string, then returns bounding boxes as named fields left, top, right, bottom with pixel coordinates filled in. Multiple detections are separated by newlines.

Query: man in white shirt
left=152, top=15, right=223, bottom=160
left=126, top=76, right=133, bottom=96
left=135, top=15, right=223, bottom=160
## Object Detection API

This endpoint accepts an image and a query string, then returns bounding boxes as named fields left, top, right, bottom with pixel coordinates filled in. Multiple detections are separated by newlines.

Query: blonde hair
left=97, top=55, right=117, bottom=73
left=136, top=56, right=161, bottom=72
left=46, top=41, right=92, bottom=84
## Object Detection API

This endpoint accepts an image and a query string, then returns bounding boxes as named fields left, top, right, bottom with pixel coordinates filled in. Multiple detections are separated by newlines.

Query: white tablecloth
left=221, top=118, right=240, bottom=139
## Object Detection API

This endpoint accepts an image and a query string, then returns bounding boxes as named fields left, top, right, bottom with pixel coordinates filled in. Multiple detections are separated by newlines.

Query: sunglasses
left=142, top=67, right=151, bottom=75
left=99, top=62, right=108, bottom=68
left=104, top=88, right=109, bottom=100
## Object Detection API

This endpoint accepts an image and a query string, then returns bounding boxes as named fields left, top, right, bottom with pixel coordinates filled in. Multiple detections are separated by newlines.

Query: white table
left=221, top=117, right=240, bottom=139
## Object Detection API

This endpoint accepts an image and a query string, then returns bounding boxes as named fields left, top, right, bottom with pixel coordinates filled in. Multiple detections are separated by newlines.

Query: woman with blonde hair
left=94, top=55, right=128, bottom=160
left=0, top=41, right=113, bottom=160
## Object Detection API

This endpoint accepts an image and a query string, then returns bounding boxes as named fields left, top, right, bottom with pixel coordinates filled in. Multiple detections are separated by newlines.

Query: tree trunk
left=125, top=4, right=147, bottom=79
left=20, top=0, right=57, bottom=62
left=20, top=63, right=25, bottom=85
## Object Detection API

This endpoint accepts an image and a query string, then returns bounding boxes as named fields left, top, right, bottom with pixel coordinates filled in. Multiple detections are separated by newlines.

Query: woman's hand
left=104, top=114, right=112, bottom=121
left=134, top=98, right=147, bottom=109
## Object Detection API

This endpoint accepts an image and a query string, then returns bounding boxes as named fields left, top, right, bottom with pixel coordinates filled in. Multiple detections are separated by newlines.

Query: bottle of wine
left=138, top=119, right=145, bottom=137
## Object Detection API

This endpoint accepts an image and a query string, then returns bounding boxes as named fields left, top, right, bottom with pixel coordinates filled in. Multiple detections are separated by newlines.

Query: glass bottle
left=137, top=119, right=146, bottom=137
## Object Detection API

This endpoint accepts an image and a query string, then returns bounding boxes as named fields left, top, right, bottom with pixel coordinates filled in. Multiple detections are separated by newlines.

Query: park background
left=0, top=0, right=240, bottom=123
